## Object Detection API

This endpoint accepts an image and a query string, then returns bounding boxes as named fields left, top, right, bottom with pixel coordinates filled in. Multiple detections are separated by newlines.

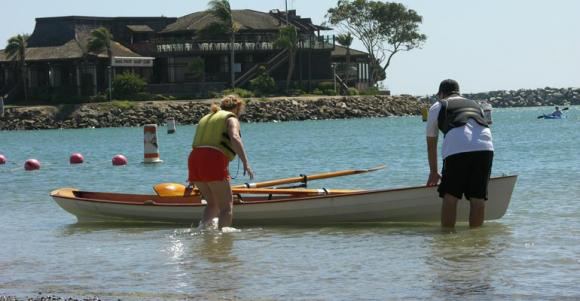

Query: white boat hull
left=51, top=175, right=517, bottom=225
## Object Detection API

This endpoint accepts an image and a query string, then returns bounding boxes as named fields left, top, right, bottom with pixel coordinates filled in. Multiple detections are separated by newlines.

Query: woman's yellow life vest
left=192, top=110, right=237, bottom=161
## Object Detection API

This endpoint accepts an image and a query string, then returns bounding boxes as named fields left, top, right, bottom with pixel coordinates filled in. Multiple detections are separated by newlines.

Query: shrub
left=250, top=66, right=276, bottom=96
left=317, top=81, right=335, bottom=91
left=312, top=88, right=324, bottom=95
left=323, top=89, right=337, bottom=96
left=359, top=86, right=380, bottom=95
left=89, top=93, right=108, bottom=102
left=112, top=72, right=146, bottom=100
left=347, top=87, right=359, bottom=95
left=108, top=100, right=136, bottom=110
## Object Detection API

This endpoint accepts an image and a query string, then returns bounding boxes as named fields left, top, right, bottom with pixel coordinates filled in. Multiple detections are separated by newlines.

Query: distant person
left=0, top=95, right=5, bottom=118
left=425, top=79, right=494, bottom=228
left=551, top=106, right=562, bottom=118
left=188, top=94, right=254, bottom=230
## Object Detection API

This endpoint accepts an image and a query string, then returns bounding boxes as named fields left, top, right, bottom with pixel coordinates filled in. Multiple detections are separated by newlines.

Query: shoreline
left=1, top=86, right=579, bottom=131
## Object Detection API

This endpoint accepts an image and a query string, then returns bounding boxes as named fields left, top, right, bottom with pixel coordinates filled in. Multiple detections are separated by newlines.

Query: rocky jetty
left=420, top=87, right=580, bottom=108
left=1, top=87, right=578, bottom=131
left=0, top=95, right=422, bottom=131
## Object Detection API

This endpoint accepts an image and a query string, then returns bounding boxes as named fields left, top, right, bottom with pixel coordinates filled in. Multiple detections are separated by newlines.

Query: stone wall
left=0, top=95, right=423, bottom=131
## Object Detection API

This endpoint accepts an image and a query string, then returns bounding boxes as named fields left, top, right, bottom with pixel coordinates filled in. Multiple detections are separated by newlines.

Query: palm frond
left=5, top=34, right=29, bottom=60
left=87, top=27, right=112, bottom=53
left=208, top=0, right=233, bottom=25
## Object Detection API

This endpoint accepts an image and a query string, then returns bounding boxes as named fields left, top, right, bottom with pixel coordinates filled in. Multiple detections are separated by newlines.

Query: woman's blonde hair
left=210, top=94, right=245, bottom=113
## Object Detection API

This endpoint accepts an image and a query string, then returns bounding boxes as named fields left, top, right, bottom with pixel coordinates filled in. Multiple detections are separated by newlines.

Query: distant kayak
left=538, top=114, right=566, bottom=119
left=538, top=107, right=569, bottom=119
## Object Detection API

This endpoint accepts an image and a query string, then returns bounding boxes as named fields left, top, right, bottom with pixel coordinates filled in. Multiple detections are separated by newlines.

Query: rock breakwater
left=0, top=95, right=422, bottom=131
left=421, top=87, right=580, bottom=108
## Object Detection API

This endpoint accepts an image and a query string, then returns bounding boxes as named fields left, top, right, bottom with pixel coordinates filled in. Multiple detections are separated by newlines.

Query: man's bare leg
left=469, top=198, right=485, bottom=228
left=441, top=193, right=459, bottom=228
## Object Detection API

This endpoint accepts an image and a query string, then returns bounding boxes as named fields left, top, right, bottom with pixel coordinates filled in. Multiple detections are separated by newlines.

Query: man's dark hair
left=438, top=79, right=460, bottom=96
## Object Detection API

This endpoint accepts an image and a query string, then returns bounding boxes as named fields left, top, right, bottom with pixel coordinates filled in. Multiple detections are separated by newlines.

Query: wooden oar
left=232, top=188, right=363, bottom=195
left=153, top=183, right=362, bottom=197
left=153, top=165, right=384, bottom=197
left=237, top=164, right=385, bottom=189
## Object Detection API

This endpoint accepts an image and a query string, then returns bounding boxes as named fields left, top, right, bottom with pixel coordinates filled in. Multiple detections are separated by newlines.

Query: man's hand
left=427, top=171, right=441, bottom=186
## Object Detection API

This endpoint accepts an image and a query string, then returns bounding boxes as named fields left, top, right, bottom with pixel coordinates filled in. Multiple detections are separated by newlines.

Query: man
left=0, top=95, right=5, bottom=118
left=551, top=106, right=562, bottom=118
left=426, top=79, right=494, bottom=228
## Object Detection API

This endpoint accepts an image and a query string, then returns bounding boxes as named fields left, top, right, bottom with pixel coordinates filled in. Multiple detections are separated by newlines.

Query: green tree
left=327, top=0, right=427, bottom=83
left=5, top=34, right=30, bottom=102
left=336, top=33, right=353, bottom=83
left=207, top=0, right=239, bottom=88
left=87, top=27, right=114, bottom=100
left=274, top=26, right=298, bottom=93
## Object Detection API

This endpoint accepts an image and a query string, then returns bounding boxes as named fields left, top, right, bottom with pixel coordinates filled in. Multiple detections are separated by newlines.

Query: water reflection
left=428, top=223, right=512, bottom=299
left=166, top=230, right=243, bottom=297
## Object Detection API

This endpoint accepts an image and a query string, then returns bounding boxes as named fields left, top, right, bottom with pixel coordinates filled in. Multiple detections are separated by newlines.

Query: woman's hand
left=244, top=163, right=254, bottom=180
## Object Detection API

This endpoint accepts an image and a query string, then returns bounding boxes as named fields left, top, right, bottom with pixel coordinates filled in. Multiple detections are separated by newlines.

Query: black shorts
left=438, top=151, right=493, bottom=200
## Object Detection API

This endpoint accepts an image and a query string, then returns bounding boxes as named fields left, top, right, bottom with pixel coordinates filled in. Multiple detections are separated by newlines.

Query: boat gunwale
left=50, top=175, right=518, bottom=207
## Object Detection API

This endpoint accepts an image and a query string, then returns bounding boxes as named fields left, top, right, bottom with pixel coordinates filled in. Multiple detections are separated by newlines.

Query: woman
left=188, top=95, right=254, bottom=229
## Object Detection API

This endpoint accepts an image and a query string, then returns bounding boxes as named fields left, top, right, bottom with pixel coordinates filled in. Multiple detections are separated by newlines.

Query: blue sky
left=1, top=0, right=579, bottom=95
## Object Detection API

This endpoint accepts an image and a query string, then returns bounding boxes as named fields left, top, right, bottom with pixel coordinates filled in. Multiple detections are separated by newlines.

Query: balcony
left=130, top=35, right=335, bottom=56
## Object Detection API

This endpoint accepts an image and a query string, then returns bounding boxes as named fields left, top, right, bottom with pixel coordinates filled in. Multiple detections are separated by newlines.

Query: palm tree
left=275, top=26, right=298, bottom=93
left=87, top=27, right=113, bottom=100
left=336, top=33, right=353, bottom=83
left=5, top=34, right=30, bottom=102
left=207, top=0, right=239, bottom=88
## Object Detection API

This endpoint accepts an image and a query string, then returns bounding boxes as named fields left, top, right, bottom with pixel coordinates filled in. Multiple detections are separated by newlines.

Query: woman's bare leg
left=195, top=182, right=219, bottom=227
left=207, top=180, right=234, bottom=229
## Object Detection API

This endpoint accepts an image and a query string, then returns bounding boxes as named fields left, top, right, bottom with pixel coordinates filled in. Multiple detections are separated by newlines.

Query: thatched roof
left=0, top=19, right=144, bottom=63
left=161, top=9, right=328, bottom=34
left=127, top=25, right=154, bottom=32
left=332, top=45, right=369, bottom=58
left=0, top=39, right=141, bottom=63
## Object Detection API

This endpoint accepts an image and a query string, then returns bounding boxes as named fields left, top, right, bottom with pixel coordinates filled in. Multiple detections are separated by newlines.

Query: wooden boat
left=50, top=174, right=517, bottom=226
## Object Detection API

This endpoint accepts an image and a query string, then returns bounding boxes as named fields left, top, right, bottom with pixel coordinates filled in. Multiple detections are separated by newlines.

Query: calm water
left=0, top=106, right=579, bottom=300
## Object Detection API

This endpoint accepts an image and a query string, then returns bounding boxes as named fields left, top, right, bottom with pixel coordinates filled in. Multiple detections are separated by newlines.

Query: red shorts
left=188, top=147, right=230, bottom=182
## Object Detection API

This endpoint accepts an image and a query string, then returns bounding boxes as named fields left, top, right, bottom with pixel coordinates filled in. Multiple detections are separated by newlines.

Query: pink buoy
left=24, top=159, right=41, bottom=171
left=69, top=153, right=84, bottom=164
left=112, top=154, right=128, bottom=166
left=0, top=154, right=6, bottom=164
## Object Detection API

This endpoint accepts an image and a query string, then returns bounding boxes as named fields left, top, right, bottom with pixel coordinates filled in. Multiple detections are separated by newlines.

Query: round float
left=69, top=153, right=84, bottom=164
left=112, top=154, right=128, bottom=166
left=24, top=159, right=41, bottom=171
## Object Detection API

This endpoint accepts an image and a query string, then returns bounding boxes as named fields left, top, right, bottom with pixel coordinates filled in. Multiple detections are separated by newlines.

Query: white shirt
left=426, top=97, right=494, bottom=159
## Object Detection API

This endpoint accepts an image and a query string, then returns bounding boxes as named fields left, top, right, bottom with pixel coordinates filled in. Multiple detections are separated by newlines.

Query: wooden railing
left=130, top=35, right=334, bottom=56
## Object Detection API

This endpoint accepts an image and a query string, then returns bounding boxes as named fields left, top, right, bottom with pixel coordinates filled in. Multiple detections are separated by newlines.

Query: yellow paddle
left=153, top=165, right=384, bottom=197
